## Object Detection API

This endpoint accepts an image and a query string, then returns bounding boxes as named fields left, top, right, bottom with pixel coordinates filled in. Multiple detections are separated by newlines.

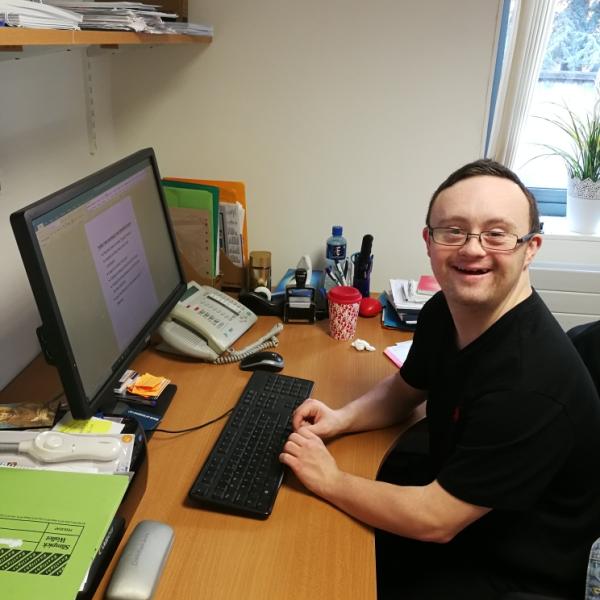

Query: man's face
left=423, top=175, right=541, bottom=313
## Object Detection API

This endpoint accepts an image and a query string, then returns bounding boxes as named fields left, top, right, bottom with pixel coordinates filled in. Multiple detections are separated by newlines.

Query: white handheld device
left=17, top=431, right=121, bottom=463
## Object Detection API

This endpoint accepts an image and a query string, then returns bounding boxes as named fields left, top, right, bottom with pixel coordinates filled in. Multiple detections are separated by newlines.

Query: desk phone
left=158, top=282, right=257, bottom=361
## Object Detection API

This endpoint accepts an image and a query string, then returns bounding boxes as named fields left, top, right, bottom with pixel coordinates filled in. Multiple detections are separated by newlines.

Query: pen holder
left=351, top=254, right=373, bottom=298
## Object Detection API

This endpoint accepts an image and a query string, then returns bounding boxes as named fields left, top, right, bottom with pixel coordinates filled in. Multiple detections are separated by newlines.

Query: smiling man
left=280, top=159, right=600, bottom=599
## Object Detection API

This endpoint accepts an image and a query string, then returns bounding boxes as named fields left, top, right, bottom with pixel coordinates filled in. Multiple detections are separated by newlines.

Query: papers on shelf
left=0, top=0, right=82, bottom=29
left=0, top=0, right=213, bottom=33
left=165, top=21, right=214, bottom=36
left=45, top=0, right=177, bottom=32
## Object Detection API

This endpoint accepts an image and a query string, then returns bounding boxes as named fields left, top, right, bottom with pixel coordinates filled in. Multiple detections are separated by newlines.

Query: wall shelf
left=0, top=28, right=212, bottom=51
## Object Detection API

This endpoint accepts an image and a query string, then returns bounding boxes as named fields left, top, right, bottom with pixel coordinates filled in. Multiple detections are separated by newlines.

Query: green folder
left=162, top=180, right=220, bottom=278
left=0, top=468, right=129, bottom=600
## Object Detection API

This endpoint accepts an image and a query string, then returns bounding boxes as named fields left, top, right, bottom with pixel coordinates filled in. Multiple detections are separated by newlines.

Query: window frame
left=488, top=0, right=572, bottom=219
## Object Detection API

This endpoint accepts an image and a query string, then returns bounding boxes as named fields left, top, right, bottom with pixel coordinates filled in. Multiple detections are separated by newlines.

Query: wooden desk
left=4, top=316, right=415, bottom=599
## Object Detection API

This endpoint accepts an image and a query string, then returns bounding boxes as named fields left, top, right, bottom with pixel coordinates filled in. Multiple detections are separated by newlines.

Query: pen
left=334, top=260, right=347, bottom=286
left=325, top=266, right=342, bottom=286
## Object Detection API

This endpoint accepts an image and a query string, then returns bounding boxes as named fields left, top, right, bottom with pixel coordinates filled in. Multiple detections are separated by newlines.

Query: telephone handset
left=158, top=282, right=282, bottom=363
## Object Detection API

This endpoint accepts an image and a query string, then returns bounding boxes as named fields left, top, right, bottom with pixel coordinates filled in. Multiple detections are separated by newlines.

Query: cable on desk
left=154, top=407, right=233, bottom=434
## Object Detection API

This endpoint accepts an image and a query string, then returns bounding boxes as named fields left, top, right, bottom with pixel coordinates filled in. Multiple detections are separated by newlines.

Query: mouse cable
left=154, top=407, right=233, bottom=434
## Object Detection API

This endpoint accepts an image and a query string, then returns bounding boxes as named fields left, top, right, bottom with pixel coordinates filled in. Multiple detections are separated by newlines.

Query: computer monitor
left=10, top=148, right=186, bottom=419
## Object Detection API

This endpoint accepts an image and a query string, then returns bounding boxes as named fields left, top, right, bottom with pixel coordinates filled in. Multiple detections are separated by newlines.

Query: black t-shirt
left=400, top=290, right=600, bottom=591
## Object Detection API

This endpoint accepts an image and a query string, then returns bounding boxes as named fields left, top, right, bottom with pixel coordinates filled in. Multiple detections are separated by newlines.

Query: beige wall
left=0, top=0, right=501, bottom=387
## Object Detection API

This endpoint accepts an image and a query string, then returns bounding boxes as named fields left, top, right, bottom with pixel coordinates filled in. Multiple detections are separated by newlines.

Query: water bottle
left=325, top=225, right=347, bottom=290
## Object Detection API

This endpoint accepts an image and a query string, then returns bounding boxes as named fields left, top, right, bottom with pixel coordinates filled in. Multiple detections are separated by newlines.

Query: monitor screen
left=11, top=148, right=186, bottom=419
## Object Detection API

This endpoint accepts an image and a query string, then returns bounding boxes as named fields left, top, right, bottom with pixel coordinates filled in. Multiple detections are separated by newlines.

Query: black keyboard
left=189, top=370, right=314, bottom=519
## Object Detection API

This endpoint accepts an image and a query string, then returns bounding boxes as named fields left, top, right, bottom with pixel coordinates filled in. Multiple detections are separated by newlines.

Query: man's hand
left=279, top=427, right=344, bottom=498
left=291, top=398, right=346, bottom=439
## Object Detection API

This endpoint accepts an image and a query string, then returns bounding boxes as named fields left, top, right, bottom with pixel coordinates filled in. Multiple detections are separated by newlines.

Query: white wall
left=0, top=49, right=122, bottom=387
left=0, top=0, right=501, bottom=388
left=109, top=0, right=501, bottom=287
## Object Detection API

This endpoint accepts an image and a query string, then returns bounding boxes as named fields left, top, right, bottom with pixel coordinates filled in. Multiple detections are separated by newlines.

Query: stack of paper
left=165, top=21, right=213, bottom=36
left=45, top=0, right=176, bottom=32
left=0, top=0, right=82, bottom=29
left=382, top=277, right=439, bottom=331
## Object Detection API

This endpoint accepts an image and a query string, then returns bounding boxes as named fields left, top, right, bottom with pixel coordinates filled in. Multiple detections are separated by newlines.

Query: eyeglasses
left=428, top=227, right=537, bottom=251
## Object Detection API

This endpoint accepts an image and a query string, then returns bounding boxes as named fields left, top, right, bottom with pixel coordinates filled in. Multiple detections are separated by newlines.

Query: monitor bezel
left=10, top=148, right=187, bottom=419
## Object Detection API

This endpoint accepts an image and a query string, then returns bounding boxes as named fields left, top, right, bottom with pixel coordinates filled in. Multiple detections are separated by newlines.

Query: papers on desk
left=0, top=0, right=82, bottom=29
left=0, top=467, right=129, bottom=600
left=389, top=278, right=430, bottom=310
left=384, top=340, right=412, bottom=368
left=382, top=277, right=440, bottom=331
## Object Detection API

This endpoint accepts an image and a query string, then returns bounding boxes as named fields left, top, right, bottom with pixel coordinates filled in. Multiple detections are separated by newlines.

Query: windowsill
left=541, top=216, right=600, bottom=242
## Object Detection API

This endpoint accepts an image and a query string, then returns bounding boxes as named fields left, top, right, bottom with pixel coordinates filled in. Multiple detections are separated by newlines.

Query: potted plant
left=536, top=102, right=600, bottom=234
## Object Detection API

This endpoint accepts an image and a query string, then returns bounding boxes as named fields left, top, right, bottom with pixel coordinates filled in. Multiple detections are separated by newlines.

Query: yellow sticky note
left=55, top=416, right=113, bottom=434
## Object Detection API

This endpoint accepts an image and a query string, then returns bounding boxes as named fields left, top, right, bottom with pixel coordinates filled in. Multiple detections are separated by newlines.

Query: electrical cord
left=154, top=407, right=233, bottom=434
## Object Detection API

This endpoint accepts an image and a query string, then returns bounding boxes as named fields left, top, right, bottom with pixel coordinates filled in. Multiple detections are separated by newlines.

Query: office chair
left=502, top=320, right=600, bottom=600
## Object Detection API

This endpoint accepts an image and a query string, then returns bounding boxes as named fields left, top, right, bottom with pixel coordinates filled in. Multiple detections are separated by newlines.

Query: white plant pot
left=567, top=177, right=600, bottom=235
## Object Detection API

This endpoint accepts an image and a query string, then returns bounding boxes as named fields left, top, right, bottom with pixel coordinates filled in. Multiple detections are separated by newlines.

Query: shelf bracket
left=82, top=49, right=97, bottom=156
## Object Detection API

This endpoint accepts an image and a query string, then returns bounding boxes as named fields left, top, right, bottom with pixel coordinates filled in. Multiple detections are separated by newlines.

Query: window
left=513, top=0, right=600, bottom=217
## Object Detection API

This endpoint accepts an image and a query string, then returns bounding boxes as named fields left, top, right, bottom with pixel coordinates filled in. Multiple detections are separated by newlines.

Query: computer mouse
left=359, top=297, right=382, bottom=318
left=239, top=351, right=284, bottom=372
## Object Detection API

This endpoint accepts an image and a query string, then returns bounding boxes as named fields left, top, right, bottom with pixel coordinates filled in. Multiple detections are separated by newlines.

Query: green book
left=0, top=468, right=129, bottom=600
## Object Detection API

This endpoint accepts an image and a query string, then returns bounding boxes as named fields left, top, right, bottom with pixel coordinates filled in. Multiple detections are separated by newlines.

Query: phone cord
left=213, top=336, right=280, bottom=365
left=212, top=323, right=284, bottom=365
